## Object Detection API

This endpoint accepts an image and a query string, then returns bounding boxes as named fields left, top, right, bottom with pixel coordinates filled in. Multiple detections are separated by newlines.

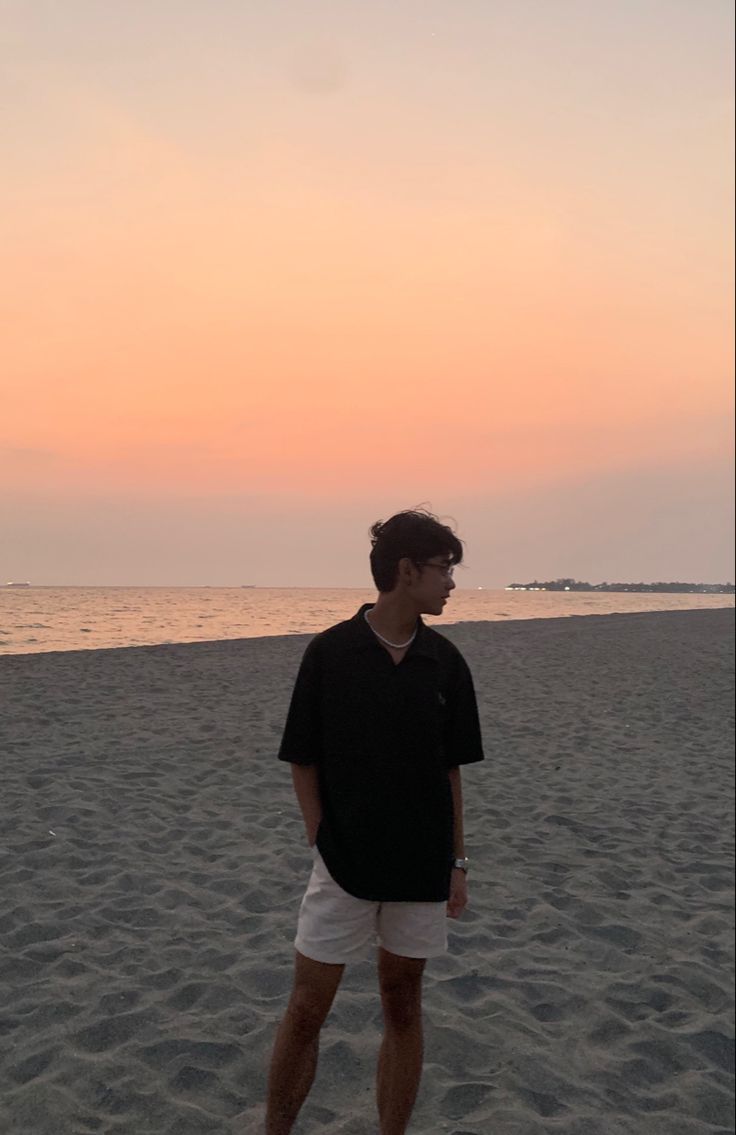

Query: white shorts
left=294, top=850, right=448, bottom=964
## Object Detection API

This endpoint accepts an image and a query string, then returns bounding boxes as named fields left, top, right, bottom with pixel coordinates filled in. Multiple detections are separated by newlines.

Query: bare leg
left=265, top=951, right=344, bottom=1135
left=376, top=948, right=426, bottom=1135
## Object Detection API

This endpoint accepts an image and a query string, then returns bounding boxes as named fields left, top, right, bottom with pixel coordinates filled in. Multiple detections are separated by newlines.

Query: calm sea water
left=0, top=587, right=733, bottom=656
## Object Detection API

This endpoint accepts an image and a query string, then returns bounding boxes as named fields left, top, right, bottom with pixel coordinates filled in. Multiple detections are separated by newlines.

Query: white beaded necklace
left=364, top=609, right=417, bottom=650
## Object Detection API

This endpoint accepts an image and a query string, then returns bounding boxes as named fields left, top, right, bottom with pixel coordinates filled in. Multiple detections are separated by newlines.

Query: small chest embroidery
left=437, top=691, right=446, bottom=707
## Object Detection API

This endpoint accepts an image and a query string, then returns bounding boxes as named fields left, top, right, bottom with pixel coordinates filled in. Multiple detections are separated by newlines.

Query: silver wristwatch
left=452, top=857, right=469, bottom=872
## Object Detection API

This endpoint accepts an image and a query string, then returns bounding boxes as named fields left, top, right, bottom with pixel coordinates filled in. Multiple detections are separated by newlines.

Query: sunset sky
left=2, top=0, right=733, bottom=586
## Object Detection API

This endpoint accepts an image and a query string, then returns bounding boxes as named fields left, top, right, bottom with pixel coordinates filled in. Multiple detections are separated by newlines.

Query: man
left=265, top=509, right=484, bottom=1135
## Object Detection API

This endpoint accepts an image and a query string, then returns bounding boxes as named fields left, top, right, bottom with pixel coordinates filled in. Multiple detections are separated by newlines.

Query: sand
left=0, top=608, right=733, bottom=1135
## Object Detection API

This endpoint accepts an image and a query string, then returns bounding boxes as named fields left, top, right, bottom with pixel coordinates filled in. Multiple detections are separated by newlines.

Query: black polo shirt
left=278, top=604, right=484, bottom=902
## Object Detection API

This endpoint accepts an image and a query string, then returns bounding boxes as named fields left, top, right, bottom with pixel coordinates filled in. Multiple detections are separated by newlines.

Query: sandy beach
left=0, top=608, right=733, bottom=1135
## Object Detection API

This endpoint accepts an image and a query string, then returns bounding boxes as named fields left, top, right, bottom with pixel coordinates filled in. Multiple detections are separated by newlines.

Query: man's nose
left=448, top=575, right=457, bottom=591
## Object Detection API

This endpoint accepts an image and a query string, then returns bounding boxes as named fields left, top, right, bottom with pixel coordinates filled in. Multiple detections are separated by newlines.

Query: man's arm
left=291, top=764, right=322, bottom=847
left=447, top=766, right=468, bottom=919
left=448, top=766, right=465, bottom=858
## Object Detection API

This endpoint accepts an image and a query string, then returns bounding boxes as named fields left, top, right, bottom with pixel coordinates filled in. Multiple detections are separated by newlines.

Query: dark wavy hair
left=369, top=508, right=464, bottom=592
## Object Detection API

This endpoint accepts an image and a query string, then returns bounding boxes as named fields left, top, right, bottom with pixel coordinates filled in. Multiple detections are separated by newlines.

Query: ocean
left=1, top=586, right=733, bottom=656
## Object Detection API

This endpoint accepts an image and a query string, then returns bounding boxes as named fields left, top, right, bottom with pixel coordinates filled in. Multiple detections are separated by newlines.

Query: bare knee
left=379, top=953, right=425, bottom=1033
left=284, top=989, right=332, bottom=1041
left=382, top=982, right=423, bottom=1031
left=281, top=951, right=344, bottom=1041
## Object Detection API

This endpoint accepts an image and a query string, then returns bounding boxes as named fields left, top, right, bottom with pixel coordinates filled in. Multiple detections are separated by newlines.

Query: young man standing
left=265, top=510, right=484, bottom=1135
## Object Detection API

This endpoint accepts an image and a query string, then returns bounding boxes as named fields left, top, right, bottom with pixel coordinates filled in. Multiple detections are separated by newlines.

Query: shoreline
left=1, top=603, right=733, bottom=663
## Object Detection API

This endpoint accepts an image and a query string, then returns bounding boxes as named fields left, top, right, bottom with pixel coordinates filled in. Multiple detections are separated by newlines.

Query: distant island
left=505, top=579, right=734, bottom=594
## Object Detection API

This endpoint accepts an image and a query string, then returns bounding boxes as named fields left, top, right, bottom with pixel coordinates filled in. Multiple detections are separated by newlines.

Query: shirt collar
left=351, top=603, right=439, bottom=661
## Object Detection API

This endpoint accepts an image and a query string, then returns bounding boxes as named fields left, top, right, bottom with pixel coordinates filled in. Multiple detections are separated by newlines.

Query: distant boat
left=241, top=585, right=257, bottom=589
left=5, top=581, right=31, bottom=588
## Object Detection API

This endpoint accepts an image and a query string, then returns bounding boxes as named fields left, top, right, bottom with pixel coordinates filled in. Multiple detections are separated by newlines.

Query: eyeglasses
left=416, top=562, right=455, bottom=579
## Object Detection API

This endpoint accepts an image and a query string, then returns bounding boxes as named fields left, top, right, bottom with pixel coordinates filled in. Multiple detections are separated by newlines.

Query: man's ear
left=397, top=556, right=417, bottom=584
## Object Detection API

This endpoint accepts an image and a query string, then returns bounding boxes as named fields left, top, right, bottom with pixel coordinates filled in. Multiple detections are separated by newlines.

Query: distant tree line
left=506, top=578, right=735, bottom=594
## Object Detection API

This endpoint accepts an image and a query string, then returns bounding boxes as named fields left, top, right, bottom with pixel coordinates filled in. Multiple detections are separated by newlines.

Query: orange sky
left=1, top=1, right=733, bottom=583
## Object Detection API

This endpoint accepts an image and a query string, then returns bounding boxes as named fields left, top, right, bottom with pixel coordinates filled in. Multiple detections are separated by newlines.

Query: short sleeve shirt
left=278, top=604, right=484, bottom=901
